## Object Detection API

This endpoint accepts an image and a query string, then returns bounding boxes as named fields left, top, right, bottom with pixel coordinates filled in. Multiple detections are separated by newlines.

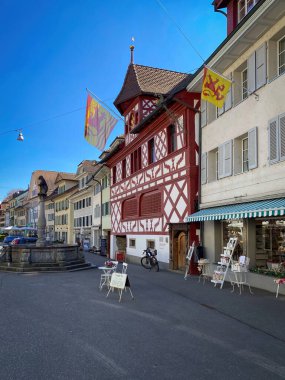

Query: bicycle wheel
left=151, top=259, right=159, bottom=272
left=141, top=256, right=152, bottom=269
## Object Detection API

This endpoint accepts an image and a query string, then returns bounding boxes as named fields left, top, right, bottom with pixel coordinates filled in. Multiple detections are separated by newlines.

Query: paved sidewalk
left=86, top=252, right=285, bottom=341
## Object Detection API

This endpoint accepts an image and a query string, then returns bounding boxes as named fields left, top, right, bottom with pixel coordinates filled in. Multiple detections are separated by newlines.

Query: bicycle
left=141, top=248, right=159, bottom=272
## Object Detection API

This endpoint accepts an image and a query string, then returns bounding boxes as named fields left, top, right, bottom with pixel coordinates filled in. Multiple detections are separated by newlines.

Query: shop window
left=256, top=220, right=285, bottom=268
left=223, top=220, right=244, bottom=260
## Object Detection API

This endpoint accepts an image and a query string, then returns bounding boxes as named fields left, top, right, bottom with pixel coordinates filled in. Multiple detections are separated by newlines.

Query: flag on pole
left=201, top=66, right=231, bottom=108
left=84, top=94, right=118, bottom=150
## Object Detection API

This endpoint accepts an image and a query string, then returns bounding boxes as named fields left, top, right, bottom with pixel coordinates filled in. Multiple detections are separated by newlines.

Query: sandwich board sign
left=110, top=273, right=129, bottom=289
left=107, top=273, right=133, bottom=302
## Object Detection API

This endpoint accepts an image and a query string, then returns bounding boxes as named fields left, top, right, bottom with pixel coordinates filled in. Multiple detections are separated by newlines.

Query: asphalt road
left=0, top=252, right=285, bottom=380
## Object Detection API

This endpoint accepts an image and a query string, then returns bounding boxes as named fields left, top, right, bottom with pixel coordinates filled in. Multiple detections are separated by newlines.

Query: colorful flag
left=84, top=94, right=118, bottom=150
left=201, top=67, right=231, bottom=108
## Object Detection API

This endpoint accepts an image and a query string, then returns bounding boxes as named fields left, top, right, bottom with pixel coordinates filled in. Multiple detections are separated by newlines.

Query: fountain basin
left=0, top=244, right=93, bottom=272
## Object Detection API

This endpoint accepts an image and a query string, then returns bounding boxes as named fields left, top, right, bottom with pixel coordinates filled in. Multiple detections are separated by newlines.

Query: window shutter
left=268, top=117, right=279, bottom=164
left=279, top=113, right=285, bottom=161
left=248, top=52, right=256, bottom=94
left=201, top=153, right=207, bottom=185
left=256, top=43, right=267, bottom=89
left=201, top=100, right=207, bottom=127
left=218, top=144, right=225, bottom=178
left=248, top=127, right=258, bottom=169
left=224, top=74, right=232, bottom=112
left=217, top=104, right=224, bottom=117
left=224, top=140, right=232, bottom=177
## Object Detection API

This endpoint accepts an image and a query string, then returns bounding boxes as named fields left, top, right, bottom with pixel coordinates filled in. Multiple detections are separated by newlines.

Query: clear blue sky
left=0, top=0, right=226, bottom=201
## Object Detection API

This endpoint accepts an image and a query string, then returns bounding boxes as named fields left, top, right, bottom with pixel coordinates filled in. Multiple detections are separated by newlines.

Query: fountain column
left=36, top=175, right=48, bottom=247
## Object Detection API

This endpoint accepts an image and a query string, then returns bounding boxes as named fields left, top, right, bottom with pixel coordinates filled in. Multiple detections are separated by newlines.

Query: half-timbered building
left=104, top=48, right=200, bottom=269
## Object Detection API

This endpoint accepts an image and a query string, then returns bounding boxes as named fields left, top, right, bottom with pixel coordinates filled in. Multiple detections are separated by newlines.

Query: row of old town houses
left=1, top=0, right=285, bottom=294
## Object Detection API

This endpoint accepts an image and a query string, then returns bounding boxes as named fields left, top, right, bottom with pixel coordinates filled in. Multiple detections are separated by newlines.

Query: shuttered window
left=122, top=198, right=137, bottom=219
left=140, top=191, right=162, bottom=217
left=248, top=43, right=267, bottom=93
left=248, top=127, right=258, bottom=169
left=218, top=140, right=232, bottom=178
left=268, top=117, right=279, bottom=164
left=268, top=114, right=285, bottom=164
left=217, top=74, right=232, bottom=116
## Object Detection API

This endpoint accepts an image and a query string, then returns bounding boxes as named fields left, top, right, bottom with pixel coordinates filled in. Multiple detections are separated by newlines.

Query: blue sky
left=0, top=0, right=226, bottom=201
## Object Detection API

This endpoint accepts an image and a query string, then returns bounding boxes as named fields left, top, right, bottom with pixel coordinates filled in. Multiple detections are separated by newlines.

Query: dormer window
left=238, top=0, right=259, bottom=22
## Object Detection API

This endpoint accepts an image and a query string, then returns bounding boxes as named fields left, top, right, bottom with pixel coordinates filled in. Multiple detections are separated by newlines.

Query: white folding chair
left=122, top=262, right=128, bottom=274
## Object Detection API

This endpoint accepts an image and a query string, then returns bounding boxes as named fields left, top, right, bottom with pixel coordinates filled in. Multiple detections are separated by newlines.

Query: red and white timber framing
left=107, top=91, right=200, bottom=263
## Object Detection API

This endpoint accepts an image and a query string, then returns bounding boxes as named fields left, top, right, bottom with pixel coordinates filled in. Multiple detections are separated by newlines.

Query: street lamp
left=0, top=128, right=24, bottom=141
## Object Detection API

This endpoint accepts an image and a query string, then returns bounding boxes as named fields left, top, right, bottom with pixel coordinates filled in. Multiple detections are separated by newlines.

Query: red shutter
left=140, top=191, right=162, bottom=216
left=122, top=198, right=137, bottom=219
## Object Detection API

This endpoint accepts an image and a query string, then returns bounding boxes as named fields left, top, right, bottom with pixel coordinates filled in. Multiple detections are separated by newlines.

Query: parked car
left=3, top=235, right=21, bottom=244
left=11, top=237, right=27, bottom=245
left=4, top=235, right=37, bottom=245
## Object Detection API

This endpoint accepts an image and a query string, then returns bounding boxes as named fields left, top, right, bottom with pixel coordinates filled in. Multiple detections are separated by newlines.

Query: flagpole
left=86, top=88, right=124, bottom=121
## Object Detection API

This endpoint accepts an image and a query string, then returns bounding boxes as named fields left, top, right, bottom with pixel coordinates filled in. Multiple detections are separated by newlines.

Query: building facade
left=104, top=55, right=200, bottom=268
left=70, top=160, right=97, bottom=248
left=187, top=0, right=285, bottom=293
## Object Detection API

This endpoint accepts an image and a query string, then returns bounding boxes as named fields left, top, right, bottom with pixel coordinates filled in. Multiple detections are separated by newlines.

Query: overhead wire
left=155, top=0, right=205, bottom=64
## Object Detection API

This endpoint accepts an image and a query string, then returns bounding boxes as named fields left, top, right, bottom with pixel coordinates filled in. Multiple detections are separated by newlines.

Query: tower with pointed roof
left=102, top=45, right=201, bottom=271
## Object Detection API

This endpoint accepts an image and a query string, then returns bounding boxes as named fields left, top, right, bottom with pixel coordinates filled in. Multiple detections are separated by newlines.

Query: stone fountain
left=0, top=176, right=92, bottom=272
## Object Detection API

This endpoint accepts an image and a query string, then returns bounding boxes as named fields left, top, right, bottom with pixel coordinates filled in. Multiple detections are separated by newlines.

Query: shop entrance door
left=177, top=232, right=186, bottom=271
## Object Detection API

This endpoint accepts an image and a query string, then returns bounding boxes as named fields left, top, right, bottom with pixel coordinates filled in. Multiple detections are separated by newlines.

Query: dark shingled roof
left=114, top=64, right=188, bottom=113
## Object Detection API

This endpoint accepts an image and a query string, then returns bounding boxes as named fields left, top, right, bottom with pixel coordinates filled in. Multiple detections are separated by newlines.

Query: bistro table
left=98, top=266, right=115, bottom=290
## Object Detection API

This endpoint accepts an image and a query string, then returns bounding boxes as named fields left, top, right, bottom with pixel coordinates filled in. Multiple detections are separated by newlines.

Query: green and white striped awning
left=186, top=198, right=285, bottom=222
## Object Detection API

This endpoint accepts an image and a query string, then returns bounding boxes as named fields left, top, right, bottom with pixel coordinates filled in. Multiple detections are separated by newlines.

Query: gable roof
left=27, top=170, right=60, bottom=200
left=55, top=172, right=77, bottom=184
left=114, top=64, right=188, bottom=113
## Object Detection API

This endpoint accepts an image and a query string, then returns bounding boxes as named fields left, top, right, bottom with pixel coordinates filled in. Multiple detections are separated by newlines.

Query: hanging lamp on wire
left=17, top=130, right=24, bottom=141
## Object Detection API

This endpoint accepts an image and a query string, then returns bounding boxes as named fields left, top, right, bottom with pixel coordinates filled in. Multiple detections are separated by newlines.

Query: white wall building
left=187, top=0, right=285, bottom=294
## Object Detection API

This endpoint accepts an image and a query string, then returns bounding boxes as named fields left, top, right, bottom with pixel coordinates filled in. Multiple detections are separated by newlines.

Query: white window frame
left=278, top=35, right=285, bottom=76
left=238, top=0, right=259, bottom=22
left=241, top=68, right=248, bottom=100
left=242, top=137, right=249, bottom=173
